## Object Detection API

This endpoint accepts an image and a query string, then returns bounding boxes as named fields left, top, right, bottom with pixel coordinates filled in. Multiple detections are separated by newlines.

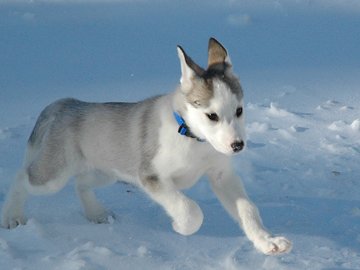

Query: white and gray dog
left=2, top=38, right=291, bottom=255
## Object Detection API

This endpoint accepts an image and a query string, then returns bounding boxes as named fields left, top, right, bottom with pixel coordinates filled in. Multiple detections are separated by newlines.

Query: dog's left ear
left=208, top=37, right=232, bottom=67
left=177, top=46, right=204, bottom=91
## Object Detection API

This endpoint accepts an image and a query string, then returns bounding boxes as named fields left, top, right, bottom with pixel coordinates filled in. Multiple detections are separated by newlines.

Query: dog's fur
left=1, top=38, right=291, bottom=255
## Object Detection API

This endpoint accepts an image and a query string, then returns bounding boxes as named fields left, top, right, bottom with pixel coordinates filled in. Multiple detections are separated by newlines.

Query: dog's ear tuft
left=177, top=46, right=204, bottom=90
left=208, top=37, right=232, bottom=67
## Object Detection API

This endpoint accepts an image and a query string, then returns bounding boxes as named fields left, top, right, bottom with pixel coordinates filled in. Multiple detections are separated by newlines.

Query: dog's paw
left=1, top=214, right=27, bottom=229
left=86, top=210, right=115, bottom=224
left=254, top=235, right=292, bottom=255
left=87, top=213, right=114, bottom=224
left=172, top=200, right=204, bottom=236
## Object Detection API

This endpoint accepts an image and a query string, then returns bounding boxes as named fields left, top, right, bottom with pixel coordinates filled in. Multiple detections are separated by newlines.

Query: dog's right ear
left=177, top=46, right=204, bottom=91
left=208, top=37, right=232, bottom=68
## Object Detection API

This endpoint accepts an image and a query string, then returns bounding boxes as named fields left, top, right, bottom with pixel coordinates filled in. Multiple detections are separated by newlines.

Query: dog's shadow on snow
left=96, top=183, right=360, bottom=254
left=192, top=196, right=360, bottom=254
left=17, top=182, right=360, bottom=254
left=158, top=193, right=360, bottom=254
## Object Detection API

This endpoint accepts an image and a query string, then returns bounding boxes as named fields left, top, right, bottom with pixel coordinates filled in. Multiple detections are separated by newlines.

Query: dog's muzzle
left=231, top=140, right=245, bottom=153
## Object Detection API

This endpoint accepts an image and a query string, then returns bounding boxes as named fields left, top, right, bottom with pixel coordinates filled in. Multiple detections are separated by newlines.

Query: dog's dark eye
left=206, top=113, right=219, bottom=122
left=236, top=107, right=243, bottom=118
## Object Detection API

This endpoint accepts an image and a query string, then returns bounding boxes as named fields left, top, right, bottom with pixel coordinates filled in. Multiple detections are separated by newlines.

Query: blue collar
left=173, top=112, right=206, bottom=142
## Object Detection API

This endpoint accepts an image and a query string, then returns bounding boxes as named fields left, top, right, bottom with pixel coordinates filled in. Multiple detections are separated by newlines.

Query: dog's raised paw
left=172, top=200, right=204, bottom=236
left=255, top=236, right=292, bottom=255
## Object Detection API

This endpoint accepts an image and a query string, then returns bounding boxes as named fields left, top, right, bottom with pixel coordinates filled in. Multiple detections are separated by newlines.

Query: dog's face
left=177, top=38, right=246, bottom=155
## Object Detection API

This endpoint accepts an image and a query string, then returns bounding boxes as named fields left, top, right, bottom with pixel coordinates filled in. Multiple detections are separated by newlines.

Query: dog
left=1, top=38, right=291, bottom=255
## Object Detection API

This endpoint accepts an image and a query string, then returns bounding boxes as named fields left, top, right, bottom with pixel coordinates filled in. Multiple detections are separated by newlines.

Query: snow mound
left=350, top=119, right=360, bottom=131
left=267, top=103, right=294, bottom=118
left=328, top=119, right=360, bottom=133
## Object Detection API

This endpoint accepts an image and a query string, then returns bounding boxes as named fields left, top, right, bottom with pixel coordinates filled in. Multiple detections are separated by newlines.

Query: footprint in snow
left=0, top=126, right=26, bottom=140
left=290, top=126, right=309, bottom=133
left=340, top=105, right=354, bottom=111
left=246, top=140, right=266, bottom=149
left=328, top=119, right=360, bottom=132
left=316, top=100, right=338, bottom=110
left=0, top=128, right=12, bottom=140
left=317, top=100, right=354, bottom=111
left=326, top=100, right=341, bottom=106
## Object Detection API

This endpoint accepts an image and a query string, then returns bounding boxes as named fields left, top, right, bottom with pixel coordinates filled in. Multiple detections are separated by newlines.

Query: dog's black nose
left=231, top=141, right=244, bottom=152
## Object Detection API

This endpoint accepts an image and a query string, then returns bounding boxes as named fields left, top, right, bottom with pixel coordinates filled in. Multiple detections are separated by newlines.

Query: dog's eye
left=236, top=107, right=243, bottom=118
left=193, top=100, right=201, bottom=106
left=206, top=113, right=219, bottom=122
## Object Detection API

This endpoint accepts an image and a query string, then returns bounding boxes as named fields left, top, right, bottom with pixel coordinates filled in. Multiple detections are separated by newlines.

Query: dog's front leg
left=141, top=176, right=203, bottom=236
left=208, top=166, right=292, bottom=255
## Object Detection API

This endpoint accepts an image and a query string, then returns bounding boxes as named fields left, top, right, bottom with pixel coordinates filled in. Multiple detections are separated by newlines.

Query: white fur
left=185, top=79, right=246, bottom=155
left=177, top=47, right=196, bottom=90
left=1, top=39, right=292, bottom=255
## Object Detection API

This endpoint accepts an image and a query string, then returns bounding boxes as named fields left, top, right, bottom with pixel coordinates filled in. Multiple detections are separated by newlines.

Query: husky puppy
left=1, top=38, right=291, bottom=255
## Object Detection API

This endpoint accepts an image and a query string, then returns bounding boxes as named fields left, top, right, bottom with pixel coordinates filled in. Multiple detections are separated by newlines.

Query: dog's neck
left=173, top=112, right=205, bottom=142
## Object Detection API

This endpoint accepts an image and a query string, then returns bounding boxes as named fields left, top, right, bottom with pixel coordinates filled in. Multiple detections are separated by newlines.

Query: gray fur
left=179, top=39, right=243, bottom=109
left=185, top=78, right=214, bottom=107
left=27, top=96, right=162, bottom=187
left=205, top=63, right=243, bottom=99
left=183, top=63, right=243, bottom=108
left=140, top=174, right=160, bottom=192
left=138, top=96, right=162, bottom=175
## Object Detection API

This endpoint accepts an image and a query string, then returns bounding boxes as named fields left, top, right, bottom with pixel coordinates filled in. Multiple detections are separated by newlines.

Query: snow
left=1, top=0, right=360, bottom=269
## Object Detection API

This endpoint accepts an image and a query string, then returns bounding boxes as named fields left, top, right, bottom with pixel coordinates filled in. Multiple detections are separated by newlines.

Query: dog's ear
left=177, top=46, right=204, bottom=91
left=208, top=37, right=232, bottom=67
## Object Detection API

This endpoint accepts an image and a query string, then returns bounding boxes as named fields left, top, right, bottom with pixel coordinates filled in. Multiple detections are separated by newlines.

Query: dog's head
left=177, top=38, right=245, bottom=155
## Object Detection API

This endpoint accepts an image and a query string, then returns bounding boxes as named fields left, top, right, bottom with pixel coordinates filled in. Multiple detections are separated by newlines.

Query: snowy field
left=1, top=0, right=360, bottom=269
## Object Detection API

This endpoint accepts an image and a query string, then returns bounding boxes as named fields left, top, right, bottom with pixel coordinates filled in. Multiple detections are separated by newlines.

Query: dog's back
left=26, top=96, right=164, bottom=188
left=28, top=98, right=78, bottom=147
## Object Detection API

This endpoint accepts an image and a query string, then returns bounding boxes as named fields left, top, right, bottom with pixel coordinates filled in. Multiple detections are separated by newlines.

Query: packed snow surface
left=1, top=1, right=359, bottom=269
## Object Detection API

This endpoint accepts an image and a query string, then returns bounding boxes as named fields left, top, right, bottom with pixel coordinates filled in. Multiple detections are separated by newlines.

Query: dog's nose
left=231, top=141, right=244, bottom=153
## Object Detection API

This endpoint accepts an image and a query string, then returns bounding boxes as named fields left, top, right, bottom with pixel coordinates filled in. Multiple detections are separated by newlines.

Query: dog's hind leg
left=1, top=170, right=29, bottom=229
left=75, top=171, right=116, bottom=224
left=2, top=142, right=74, bottom=229
left=1, top=168, right=72, bottom=229
left=2, top=145, right=40, bottom=229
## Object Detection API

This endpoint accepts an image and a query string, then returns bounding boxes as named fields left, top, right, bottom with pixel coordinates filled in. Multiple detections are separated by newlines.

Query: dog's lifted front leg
left=208, top=165, right=292, bottom=255
left=141, top=175, right=203, bottom=236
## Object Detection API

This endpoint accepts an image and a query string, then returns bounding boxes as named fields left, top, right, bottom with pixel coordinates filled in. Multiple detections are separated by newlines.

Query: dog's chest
left=153, top=139, right=214, bottom=189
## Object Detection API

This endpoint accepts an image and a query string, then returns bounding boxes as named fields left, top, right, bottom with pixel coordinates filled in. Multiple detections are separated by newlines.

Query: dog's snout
left=231, top=141, right=244, bottom=153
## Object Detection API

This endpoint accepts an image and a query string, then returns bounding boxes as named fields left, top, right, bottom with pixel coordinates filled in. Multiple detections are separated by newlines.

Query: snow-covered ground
left=1, top=1, right=360, bottom=269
